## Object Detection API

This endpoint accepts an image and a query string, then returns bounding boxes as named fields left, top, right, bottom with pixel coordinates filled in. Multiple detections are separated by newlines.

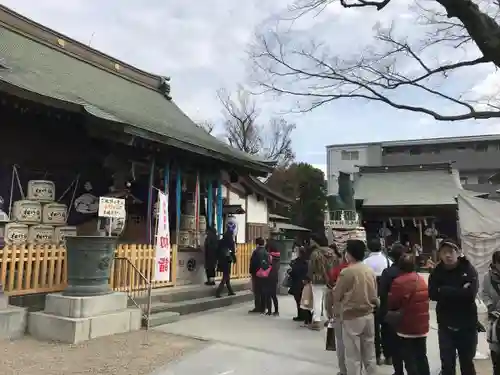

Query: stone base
left=0, top=304, right=28, bottom=340
left=28, top=292, right=141, bottom=344
left=0, top=294, right=8, bottom=310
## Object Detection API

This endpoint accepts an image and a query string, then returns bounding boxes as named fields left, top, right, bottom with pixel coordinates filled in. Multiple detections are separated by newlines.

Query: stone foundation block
left=28, top=307, right=141, bottom=344
left=44, top=292, right=128, bottom=318
left=0, top=305, right=28, bottom=340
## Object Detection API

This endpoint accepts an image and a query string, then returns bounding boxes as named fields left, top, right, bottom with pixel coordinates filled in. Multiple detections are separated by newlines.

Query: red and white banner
left=154, top=190, right=171, bottom=281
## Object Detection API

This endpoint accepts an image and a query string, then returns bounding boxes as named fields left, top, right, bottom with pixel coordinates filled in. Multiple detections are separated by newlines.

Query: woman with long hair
left=288, top=246, right=309, bottom=321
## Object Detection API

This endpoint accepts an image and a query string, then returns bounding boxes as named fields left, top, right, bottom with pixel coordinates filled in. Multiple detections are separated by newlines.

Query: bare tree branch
left=217, top=86, right=296, bottom=166
left=250, top=1, right=500, bottom=121
left=196, top=120, right=215, bottom=134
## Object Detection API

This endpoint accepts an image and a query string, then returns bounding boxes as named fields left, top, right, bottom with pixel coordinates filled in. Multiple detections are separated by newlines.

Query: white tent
left=458, top=194, right=500, bottom=359
left=458, top=193, right=500, bottom=290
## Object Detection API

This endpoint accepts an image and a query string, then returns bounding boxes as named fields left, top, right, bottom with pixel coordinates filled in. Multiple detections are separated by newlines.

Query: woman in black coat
left=215, top=229, right=236, bottom=297
left=288, top=246, right=309, bottom=321
left=204, top=226, right=218, bottom=286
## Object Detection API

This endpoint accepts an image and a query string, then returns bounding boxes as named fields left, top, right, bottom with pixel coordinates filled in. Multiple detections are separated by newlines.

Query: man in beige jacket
left=333, top=239, right=378, bottom=375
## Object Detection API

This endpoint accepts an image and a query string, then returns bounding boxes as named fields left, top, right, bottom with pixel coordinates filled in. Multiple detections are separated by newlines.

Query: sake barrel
left=13, top=200, right=42, bottom=224
left=27, top=180, right=55, bottom=202
left=54, top=226, right=77, bottom=244
left=178, top=230, right=192, bottom=247
left=180, top=214, right=196, bottom=231
left=199, top=215, right=207, bottom=232
left=42, top=203, right=68, bottom=226
left=28, top=224, right=54, bottom=244
left=4, top=223, right=29, bottom=245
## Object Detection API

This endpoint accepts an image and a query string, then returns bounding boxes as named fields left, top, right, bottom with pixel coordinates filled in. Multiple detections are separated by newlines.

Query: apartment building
left=326, top=134, right=500, bottom=197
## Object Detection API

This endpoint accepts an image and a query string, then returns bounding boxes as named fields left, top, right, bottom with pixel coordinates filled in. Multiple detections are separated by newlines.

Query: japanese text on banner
left=154, top=191, right=171, bottom=281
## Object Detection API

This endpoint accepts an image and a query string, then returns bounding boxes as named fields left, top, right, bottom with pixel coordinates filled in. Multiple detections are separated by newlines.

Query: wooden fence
left=0, top=242, right=254, bottom=296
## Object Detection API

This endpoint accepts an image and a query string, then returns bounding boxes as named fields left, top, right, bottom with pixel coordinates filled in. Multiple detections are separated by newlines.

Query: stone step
left=150, top=290, right=253, bottom=317
left=147, top=311, right=180, bottom=327
left=134, top=279, right=250, bottom=305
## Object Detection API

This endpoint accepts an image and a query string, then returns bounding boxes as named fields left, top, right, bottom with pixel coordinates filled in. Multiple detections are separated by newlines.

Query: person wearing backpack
left=215, top=229, right=236, bottom=298
left=482, top=250, right=500, bottom=375
left=248, top=237, right=269, bottom=313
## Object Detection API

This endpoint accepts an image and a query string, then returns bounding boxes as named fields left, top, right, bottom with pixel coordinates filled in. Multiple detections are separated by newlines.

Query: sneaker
left=228, top=292, right=236, bottom=296
left=272, top=312, right=279, bottom=317
left=265, top=312, right=272, bottom=316
left=248, top=308, right=260, bottom=314
left=293, top=316, right=304, bottom=321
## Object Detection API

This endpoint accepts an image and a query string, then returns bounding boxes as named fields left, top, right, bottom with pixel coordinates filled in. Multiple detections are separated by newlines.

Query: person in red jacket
left=388, top=253, right=430, bottom=375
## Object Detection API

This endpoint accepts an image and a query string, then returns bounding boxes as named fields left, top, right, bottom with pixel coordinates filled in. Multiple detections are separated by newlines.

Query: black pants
left=215, top=266, right=234, bottom=296
left=492, top=350, right=500, bottom=375
left=438, top=326, right=477, bottom=375
left=293, top=289, right=305, bottom=320
left=387, top=326, right=404, bottom=374
left=252, top=277, right=265, bottom=312
left=398, top=336, right=430, bottom=375
left=303, top=310, right=313, bottom=324
left=205, top=267, right=215, bottom=281
left=374, top=310, right=391, bottom=360
left=265, top=283, right=279, bottom=313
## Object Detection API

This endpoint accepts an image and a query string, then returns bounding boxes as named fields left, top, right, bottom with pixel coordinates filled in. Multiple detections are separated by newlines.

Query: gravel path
left=0, top=331, right=205, bottom=375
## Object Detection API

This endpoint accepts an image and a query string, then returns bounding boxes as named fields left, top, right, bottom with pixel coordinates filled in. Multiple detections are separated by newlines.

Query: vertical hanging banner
left=154, top=190, right=171, bottom=281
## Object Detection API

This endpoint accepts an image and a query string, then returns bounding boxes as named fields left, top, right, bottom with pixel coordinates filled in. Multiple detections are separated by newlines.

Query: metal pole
left=146, top=157, right=156, bottom=244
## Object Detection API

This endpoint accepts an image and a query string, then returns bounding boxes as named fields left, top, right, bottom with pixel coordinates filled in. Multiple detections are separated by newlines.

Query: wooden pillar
left=216, top=179, right=223, bottom=237
left=146, top=157, right=155, bottom=245
left=207, top=178, right=213, bottom=228
left=163, top=163, right=170, bottom=193
left=195, top=170, right=200, bottom=246
left=175, top=166, right=182, bottom=248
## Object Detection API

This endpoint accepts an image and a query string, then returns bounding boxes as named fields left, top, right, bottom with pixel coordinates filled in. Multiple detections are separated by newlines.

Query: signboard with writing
left=98, top=197, right=125, bottom=218
left=154, top=191, right=171, bottom=281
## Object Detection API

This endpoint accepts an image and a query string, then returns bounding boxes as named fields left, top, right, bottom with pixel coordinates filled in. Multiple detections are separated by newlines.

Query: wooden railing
left=0, top=242, right=253, bottom=296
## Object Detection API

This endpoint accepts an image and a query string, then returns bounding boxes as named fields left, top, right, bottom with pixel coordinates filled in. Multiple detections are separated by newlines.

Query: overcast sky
left=2, top=0, right=500, bottom=175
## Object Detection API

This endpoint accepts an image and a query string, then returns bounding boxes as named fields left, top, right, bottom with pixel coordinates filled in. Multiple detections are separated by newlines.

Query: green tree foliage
left=267, top=162, right=327, bottom=243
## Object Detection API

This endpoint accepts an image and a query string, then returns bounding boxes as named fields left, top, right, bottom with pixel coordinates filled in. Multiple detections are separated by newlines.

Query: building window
left=341, top=150, right=359, bottom=160
left=460, top=176, right=468, bottom=185
left=477, top=175, right=491, bottom=184
left=409, top=147, right=421, bottom=155
left=475, top=143, right=488, bottom=152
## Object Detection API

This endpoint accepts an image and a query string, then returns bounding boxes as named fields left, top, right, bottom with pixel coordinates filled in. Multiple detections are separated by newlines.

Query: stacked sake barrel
left=4, top=180, right=77, bottom=245
left=179, top=200, right=206, bottom=248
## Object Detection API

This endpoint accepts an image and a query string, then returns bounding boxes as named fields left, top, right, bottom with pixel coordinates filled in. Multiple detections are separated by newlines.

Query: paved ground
left=0, top=331, right=203, bottom=375
left=153, top=295, right=449, bottom=375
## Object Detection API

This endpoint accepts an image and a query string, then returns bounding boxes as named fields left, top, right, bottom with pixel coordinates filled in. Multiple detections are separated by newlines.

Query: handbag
left=282, top=272, right=292, bottom=288
left=384, top=274, right=419, bottom=328
left=325, top=319, right=336, bottom=351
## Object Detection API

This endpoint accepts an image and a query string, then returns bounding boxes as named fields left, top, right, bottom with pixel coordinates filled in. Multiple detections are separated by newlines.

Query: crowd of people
left=203, top=226, right=500, bottom=375
left=254, top=237, right=499, bottom=375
